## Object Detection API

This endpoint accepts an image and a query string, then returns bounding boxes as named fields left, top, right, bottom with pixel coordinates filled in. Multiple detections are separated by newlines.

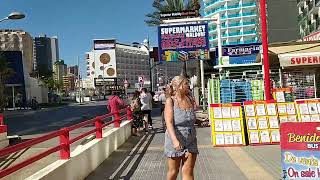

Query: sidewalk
left=86, top=110, right=281, bottom=180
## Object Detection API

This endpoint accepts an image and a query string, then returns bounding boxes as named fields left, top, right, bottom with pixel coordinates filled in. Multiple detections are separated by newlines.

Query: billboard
left=160, top=10, right=198, bottom=20
left=94, top=78, right=117, bottom=86
left=93, top=39, right=116, bottom=50
left=215, top=43, right=262, bottom=65
left=94, top=49, right=117, bottom=78
left=158, top=23, right=210, bottom=62
left=1, top=51, right=25, bottom=85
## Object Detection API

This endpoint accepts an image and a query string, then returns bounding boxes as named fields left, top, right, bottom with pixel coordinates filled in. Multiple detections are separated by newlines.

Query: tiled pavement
left=86, top=112, right=281, bottom=180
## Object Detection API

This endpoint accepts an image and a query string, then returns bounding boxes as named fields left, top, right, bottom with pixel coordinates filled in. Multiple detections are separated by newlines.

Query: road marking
left=224, top=147, right=275, bottom=180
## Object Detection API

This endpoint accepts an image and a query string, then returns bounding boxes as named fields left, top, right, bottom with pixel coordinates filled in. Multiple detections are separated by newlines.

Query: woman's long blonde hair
left=169, top=75, right=188, bottom=96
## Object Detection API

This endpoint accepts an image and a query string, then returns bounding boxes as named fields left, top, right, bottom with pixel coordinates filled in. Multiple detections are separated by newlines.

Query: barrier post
left=95, top=116, right=103, bottom=139
left=59, top=128, right=70, bottom=159
left=114, top=111, right=121, bottom=128
left=126, top=107, right=133, bottom=121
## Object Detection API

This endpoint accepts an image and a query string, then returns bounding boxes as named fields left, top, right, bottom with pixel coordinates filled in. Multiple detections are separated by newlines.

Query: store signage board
left=160, top=10, right=198, bottom=20
left=281, top=122, right=320, bottom=179
left=210, top=103, right=246, bottom=147
left=93, top=39, right=116, bottom=50
left=158, top=23, right=210, bottom=62
left=215, top=43, right=261, bottom=65
left=303, top=31, right=320, bottom=42
left=278, top=52, right=320, bottom=67
left=94, top=78, right=117, bottom=86
left=243, top=100, right=280, bottom=145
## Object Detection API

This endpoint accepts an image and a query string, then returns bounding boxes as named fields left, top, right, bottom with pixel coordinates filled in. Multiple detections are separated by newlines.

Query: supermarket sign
left=281, top=122, right=320, bottom=179
left=278, top=52, right=320, bottom=67
left=303, top=31, right=320, bottom=42
left=158, top=23, right=210, bottom=62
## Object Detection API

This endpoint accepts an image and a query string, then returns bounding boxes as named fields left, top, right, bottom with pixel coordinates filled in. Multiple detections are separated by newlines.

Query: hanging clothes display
left=251, top=80, right=264, bottom=100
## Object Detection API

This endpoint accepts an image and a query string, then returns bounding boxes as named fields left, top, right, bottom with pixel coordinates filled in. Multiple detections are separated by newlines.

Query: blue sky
left=0, top=0, right=158, bottom=74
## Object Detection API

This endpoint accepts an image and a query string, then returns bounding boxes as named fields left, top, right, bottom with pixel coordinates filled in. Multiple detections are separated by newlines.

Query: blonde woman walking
left=164, top=75, right=198, bottom=180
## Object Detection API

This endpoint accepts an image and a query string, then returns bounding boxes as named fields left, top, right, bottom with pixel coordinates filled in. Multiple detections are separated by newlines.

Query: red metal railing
left=0, top=106, right=133, bottom=178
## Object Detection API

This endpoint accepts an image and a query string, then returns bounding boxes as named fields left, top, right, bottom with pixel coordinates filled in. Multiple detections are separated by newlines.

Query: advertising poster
left=215, top=43, right=261, bottom=65
left=244, top=100, right=280, bottom=145
left=281, top=122, right=320, bottom=179
left=296, top=99, right=320, bottom=122
left=210, top=103, right=246, bottom=146
left=158, top=23, right=210, bottom=62
left=245, top=104, right=256, bottom=117
left=93, top=39, right=116, bottom=50
left=267, top=103, right=277, bottom=116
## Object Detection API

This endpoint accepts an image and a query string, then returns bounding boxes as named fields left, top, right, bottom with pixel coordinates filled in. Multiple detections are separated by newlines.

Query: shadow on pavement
left=85, top=128, right=164, bottom=180
left=0, top=147, right=30, bottom=170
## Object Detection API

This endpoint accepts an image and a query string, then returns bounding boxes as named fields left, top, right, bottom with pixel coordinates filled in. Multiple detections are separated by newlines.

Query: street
left=4, top=101, right=108, bottom=136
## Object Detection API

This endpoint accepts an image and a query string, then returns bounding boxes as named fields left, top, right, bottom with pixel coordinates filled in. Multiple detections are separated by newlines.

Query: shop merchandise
left=210, top=103, right=246, bottom=146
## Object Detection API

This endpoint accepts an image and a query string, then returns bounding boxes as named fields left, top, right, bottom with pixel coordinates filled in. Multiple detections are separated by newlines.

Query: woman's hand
left=173, top=140, right=183, bottom=151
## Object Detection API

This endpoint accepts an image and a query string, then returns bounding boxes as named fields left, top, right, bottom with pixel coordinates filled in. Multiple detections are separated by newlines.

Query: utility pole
left=103, top=65, right=105, bottom=100
left=77, top=56, right=81, bottom=104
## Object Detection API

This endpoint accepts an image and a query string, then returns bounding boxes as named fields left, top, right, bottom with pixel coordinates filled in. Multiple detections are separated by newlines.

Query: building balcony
left=205, top=2, right=256, bottom=17
left=228, top=22, right=241, bottom=27
left=228, top=41, right=240, bottom=45
left=242, top=12, right=256, bottom=17
left=220, top=30, right=256, bottom=38
left=209, top=21, right=255, bottom=32
left=222, top=12, right=256, bottom=19
left=243, top=39, right=258, bottom=44
left=243, top=30, right=256, bottom=35
left=209, top=39, right=258, bottom=47
left=227, top=4, right=241, bottom=10
left=242, top=2, right=256, bottom=8
left=227, top=13, right=241, bottom=18
left=204, top=0, right=225, bottom=9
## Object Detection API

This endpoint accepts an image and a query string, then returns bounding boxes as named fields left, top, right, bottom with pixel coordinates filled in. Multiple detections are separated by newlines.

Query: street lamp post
left=0, top=12, right=25, bottom=23
left=141, top=39, right=155, bottom=91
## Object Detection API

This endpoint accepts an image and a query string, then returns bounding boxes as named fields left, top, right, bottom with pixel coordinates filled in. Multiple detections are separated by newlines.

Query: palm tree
left=0, top=55, right=15, bottom=113
left=145, top=0, right=200, bottom=27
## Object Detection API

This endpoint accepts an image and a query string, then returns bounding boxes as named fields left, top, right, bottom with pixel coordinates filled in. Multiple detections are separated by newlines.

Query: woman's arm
left=164, top=98, right=182, bottom=151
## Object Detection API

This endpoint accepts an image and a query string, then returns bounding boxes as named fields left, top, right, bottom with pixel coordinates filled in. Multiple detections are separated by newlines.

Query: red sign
left=303, top=31, right=320, bottom=42
left=280, top=122, right=320, bottom=151
left=281, top=122, right=320, bottom=179
left=278, top=52, right=320, bottom=67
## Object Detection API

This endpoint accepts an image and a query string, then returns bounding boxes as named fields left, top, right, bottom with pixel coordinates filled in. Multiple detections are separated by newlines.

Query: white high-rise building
left=50, top=36, right=59, bottom=70
left=203, top=0, right=259, bottom=49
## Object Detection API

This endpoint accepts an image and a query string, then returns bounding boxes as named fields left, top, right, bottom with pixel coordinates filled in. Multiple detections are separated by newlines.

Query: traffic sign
left=138, top=76, right=144, bottom=84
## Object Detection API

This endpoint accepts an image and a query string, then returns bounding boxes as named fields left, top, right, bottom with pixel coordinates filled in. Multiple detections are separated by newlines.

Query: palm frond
left=145, top=0, right=199, bottom=26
